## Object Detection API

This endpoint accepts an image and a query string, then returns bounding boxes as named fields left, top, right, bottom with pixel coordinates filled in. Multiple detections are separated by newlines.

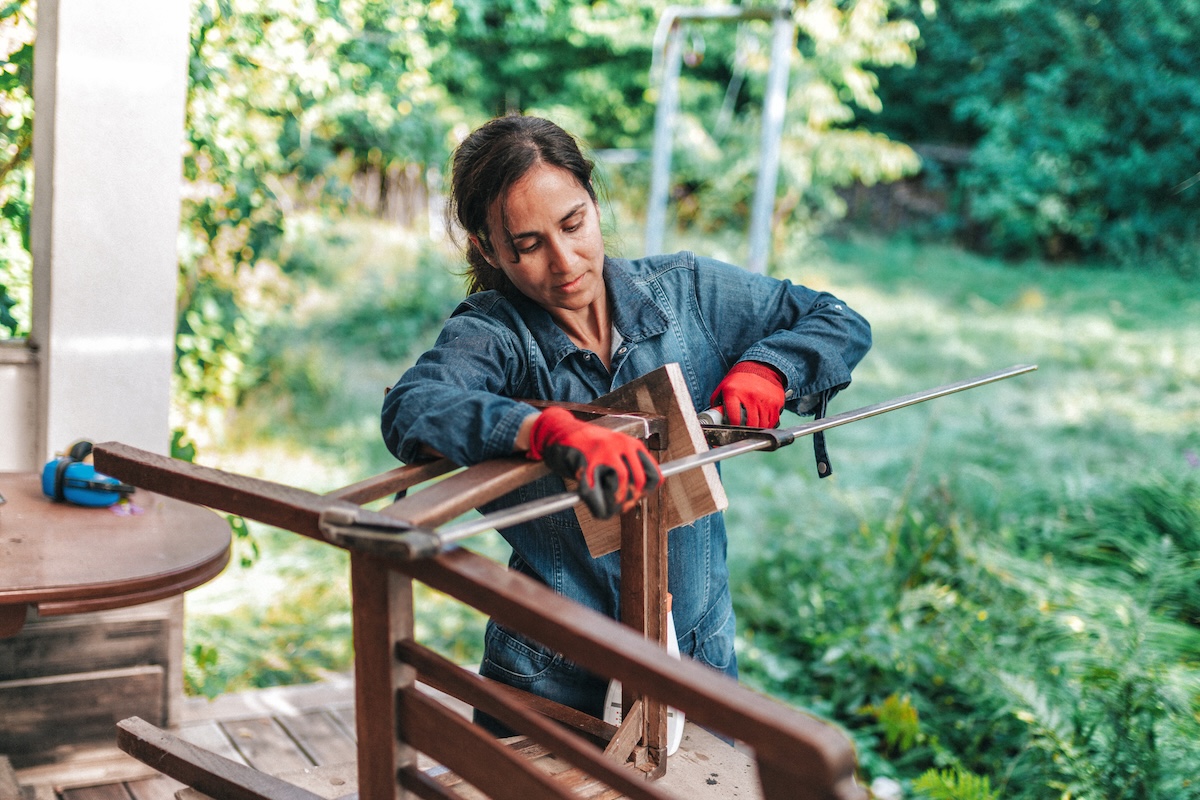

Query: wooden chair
left=98, top=365, right=864, bottom=800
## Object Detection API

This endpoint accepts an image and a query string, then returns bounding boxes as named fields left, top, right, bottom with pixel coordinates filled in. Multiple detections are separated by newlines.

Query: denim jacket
left=382, top=251, right=871, bottom=714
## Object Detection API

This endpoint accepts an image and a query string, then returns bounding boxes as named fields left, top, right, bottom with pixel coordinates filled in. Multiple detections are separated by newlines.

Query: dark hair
left=448, top=115, right=597, bottom=294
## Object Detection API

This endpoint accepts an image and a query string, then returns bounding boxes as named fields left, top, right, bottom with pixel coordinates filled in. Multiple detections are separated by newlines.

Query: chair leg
left=618, top=488, right=668, bottom=779
left=351, top=553, right=415, bottom=800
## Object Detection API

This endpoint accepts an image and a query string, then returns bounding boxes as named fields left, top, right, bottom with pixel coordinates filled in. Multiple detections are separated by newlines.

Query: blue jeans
left=473, top=586, right=739, bottom=737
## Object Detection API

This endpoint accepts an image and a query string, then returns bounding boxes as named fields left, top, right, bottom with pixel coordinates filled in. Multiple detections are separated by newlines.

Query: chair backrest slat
left=397, top=641, right=676, bottom=800
left=401, top=547, right=861, bottom=797
left=401, top=690, right=576, bottom=800
left=325, top=459, right=458, bottom=504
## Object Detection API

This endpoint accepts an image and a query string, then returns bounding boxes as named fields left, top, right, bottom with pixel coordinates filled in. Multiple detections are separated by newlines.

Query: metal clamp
left=318, top=507, right=441, bottom=560
left=701, top=424, right=795, bottom=451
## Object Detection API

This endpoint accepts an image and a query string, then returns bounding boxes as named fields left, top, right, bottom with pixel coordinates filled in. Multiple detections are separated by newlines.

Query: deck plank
left=328, top=706, right=355, bottom=735
left=218, top=717, right=313, bottom=774
left=124, top=777, right=184, bottom=800
left=60, top=784, right=130, bottom=800
left=274, top=710, right=357, bottom=766
left=174, top=720, right=245, bottom=766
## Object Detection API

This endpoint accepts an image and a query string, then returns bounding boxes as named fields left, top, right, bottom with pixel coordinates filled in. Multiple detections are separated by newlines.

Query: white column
left=30, top=0, right=190, bottom=461
left=0, top=343, right=38, bottom=471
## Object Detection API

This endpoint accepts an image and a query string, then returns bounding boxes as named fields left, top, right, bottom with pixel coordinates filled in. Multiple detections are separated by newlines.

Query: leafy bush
left=868, top=0, right=1200, bottom=273
left=912, top=768, right=997, bottom=800
left=730, top=473, right=1200, bottom=798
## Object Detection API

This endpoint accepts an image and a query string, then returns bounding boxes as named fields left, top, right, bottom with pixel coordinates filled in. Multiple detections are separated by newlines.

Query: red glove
left=709, top=361, right=786, bottom=428
left=527, top=407, right=662, bottom=520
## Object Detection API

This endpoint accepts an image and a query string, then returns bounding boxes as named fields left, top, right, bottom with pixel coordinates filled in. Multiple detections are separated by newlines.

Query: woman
left=381, top=115, right=871, bottom=729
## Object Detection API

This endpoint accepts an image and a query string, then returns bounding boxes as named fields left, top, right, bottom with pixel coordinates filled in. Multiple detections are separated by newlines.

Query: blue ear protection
left=41, top=441, right=136, bottom=508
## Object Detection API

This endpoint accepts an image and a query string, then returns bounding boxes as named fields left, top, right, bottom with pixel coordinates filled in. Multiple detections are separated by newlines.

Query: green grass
left=183, top=218, right=1200, bottom=798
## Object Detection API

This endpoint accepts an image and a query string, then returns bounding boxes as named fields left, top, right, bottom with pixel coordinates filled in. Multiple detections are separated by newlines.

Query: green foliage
left=176, top=0, right=457, bottom=437
left=184, top=543, right=355, bottom=695
left=1, top=0, right=929, bottom=398
left=860, top=693, right=921, bottom=754
left=721, top=232, right=1200, bottom=798
left=431, top=0, right=661, bottom=144
left=184, top=521, right=496, bottom=696
left=420, top=0, right=923, bottom=257
left=869, top=0, right=1200, bottom=272
left=223, top=216, right=462, bottom=469
left=0, top=0, right=33, bottom=338
left=731, top=473, right=1200, bottom=798
left=170, top=428, right=200, bottom=463
left=912, top=767, right=997, bottom=800
left=174, top=285, right=261, bottom=436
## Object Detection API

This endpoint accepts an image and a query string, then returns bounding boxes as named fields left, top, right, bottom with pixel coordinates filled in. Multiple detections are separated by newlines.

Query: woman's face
left=481, top=162, right=606, bottom=315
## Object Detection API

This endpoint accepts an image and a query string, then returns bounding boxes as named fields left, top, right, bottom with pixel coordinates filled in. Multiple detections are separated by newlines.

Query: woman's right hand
left=524, top=407, right=662, bottom=519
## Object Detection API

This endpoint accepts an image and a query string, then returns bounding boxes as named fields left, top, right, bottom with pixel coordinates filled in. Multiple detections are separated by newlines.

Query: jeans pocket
left=480, top=621, right=559, bottom=686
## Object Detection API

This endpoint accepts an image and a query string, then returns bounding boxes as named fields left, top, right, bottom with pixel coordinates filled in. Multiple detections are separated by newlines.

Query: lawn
left=184, top=219, right=1200, bottom=799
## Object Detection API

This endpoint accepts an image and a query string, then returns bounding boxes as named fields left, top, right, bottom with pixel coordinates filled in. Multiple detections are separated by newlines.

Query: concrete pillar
left=29, top=0, right=190, bottom=461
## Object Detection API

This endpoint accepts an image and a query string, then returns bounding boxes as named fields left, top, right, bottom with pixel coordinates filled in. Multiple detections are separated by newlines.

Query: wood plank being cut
left=576, top=362, right=727, bottom=557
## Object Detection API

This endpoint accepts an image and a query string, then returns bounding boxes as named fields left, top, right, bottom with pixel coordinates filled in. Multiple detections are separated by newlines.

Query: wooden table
left=0, top=471, right=231, bottom=638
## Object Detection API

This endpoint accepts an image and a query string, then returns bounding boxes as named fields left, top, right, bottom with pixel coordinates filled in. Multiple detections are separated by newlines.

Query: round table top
left=0, top=471, right=231, bottom=622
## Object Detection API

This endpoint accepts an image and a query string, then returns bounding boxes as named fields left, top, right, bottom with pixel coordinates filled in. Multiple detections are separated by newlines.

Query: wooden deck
left=10, top=672, right=763, bottom=800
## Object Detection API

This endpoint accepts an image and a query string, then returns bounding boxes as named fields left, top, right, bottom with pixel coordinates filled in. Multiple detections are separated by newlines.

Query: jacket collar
left=506, top=257, right=670, bottom=368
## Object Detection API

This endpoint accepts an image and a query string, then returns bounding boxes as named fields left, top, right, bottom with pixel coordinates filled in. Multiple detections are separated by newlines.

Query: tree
left=434, top=0, right=922, bottom=253
left=868, top=0, right=1200, bottom=272
left=0, top=0, right=34, bottom=338
left=176, top=0, right=453, bottom=430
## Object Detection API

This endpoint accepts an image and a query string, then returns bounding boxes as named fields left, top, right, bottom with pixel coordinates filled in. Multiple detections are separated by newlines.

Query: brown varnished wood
left=35, top=561, right=228, bottom=617
left=399, top=547, right=860, bottom=794
left=0, top=471, right=230, bottom=628
left=0, top=606, right=25, bottom=638
left=759, top=760, right=860, bottom=800
left=618, top=490, right=668, bottom=777
left=351, top=553, right=411, bottom=800
left=92, top=444, right=407, bottom=544
left=397, top=689, right=574, bottom=800
left=484, top=679, right=617, bottom=748
left=396, top=641, right=675, bottom=800
left=378, top=414, right=653, bottom=530
left=397, top=766, right=459, bottom=800
left=94, top=357, right=866, bottom=800
left=116, top=717, right=326, bottom=800
left=575, top=363, right=728, bottom=557
left=383, top=457, right=547, bottom=528
left=325, top=460, right=459, bottom=505
left=601, top=698, right=644, bottom=764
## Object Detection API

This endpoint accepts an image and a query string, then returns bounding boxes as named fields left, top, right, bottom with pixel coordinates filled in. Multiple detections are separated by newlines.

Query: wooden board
left=0, top=757, right=20, bottom=800
left=218, top=718, right=314, bottom=775
left=0, top=609, right=170, bottom=682
left=577, top=363, right=727, bottom=557
left=274, top=711, right=357, bottom=767
left=177, top=721, right=247, bottom=765
left=0, top=666, right=164, bottom=766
